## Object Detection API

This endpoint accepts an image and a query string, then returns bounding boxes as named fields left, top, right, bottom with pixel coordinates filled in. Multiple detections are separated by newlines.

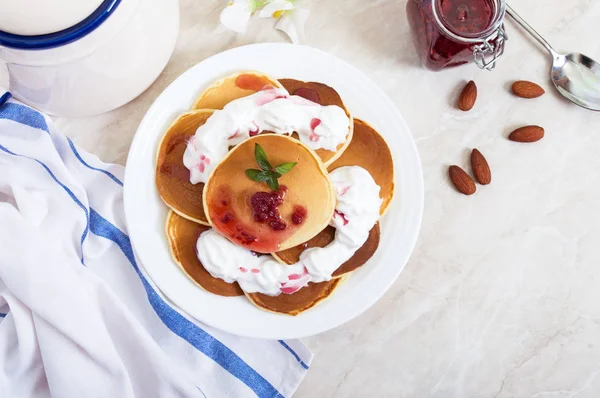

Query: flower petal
left=220, top=1, right=252, bottom=33
left=274, top=8, right=309, bottom=44
left=258, top=0, right=295, bottom=18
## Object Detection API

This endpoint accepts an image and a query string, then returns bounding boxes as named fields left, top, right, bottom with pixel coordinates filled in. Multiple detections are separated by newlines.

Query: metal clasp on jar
left=473, top=25, right=508, bottom=71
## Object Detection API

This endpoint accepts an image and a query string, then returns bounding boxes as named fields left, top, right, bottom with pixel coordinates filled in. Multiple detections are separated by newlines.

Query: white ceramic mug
left=0, top=0, right=179, bottom=117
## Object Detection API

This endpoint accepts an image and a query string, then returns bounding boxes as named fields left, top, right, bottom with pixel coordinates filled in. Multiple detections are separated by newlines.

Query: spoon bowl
left=551, top=53, right=600, bottom=111
left=507, top=4, right=600, bottom=112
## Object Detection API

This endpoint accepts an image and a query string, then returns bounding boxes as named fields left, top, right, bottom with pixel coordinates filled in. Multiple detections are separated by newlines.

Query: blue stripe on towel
left=67, top=138, right=123, bottom=186
left=0, top=98, right=122, bottom=188
left=0, top=103, right=49, bottom=133
left=278, top=341, right=309, bottom=370
left=0, top=144, right=89, bottom=263
left=0, top=92, right=11, bottom=107
left=88, top=209, right=284, bottom=398
left=0, top=313, right=7, bottom=318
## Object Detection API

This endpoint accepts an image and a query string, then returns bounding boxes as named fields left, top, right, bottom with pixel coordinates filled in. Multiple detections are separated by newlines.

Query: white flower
left=220, top=0, right=262, bottom=33
left=274, top=8, right=309, bottom=44
left=258, top=0, right=309, bottom=44
left=257, top=0, right=294, bottom=19
left=219, top=0, right=310, bottom=44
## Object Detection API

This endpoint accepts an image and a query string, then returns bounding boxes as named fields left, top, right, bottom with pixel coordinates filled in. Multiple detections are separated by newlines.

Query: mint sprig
left=246, top=143, right=297, bottom=191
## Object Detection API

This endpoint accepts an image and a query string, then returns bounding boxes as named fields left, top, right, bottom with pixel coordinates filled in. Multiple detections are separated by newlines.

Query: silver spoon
left=506, top=4, right=600, bottom=111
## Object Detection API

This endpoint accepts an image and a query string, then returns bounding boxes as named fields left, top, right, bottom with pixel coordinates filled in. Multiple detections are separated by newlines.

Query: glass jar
left=407, top=0, right=507, bottom=71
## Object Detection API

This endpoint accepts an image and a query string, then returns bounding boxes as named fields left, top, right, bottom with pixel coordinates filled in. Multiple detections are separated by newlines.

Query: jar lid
left=0, top=0, right=121, bottom=49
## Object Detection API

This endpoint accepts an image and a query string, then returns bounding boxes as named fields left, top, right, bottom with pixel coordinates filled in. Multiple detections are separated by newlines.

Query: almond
left=512, top=80, right=545, bottom=99
left=458, top=80, right=477, bottom=111
left=509, top=126, right=545, bottom=143
left=449, top=165, right=476, bottom=195
left=470, top=149, right=491, bottom=185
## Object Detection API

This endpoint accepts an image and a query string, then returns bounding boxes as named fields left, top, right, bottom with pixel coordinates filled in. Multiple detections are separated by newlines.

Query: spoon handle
left=506, top=4, right=558, bottom=56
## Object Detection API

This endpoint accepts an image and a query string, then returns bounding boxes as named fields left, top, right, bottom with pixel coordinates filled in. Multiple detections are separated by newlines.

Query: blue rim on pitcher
left=0, top=0, right=122, bottom=50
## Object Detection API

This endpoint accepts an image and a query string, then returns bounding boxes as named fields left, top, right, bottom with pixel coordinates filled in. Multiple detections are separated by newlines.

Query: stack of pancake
left=156, top=71, right=395, bottom=316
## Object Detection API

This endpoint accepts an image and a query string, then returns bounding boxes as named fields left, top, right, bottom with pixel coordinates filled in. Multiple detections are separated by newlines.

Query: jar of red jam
left=407, top=0, right=507, bottom=71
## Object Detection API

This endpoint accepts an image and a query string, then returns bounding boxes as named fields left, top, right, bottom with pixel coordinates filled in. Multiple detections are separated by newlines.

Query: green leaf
left=246, top=144, right=296, bottom=191
left=254, top=143, right=272, bottom=171
left=274, top=162, right=297, bottom=175
left=266, top=176, right=279, bottom=191
left=245, top=169, right=271, bottom=182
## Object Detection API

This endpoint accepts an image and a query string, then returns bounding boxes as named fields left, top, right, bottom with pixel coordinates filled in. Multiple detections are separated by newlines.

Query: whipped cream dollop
left=195, top=166, right=382, bottom=296
left=300, top=167, right=382, bottom=282
left=183, top=87, right=351, bottom=184
left=197, top=229, right=307, bottom=296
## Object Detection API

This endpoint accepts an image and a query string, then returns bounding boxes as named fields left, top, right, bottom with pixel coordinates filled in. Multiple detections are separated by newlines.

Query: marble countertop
left=3, top=0, right=600, bottom=396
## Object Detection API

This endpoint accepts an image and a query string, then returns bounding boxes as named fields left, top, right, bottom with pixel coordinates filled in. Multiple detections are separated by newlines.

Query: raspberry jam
left=407, top=0, right=506, bottom=70
left=251, top=188, right=287, bottom=231
left=291, top=206, right=307, bottom=225
left=210, top=186, right=298, bottom=253
left=210, top=185, right=309, bottom=253
left=235, top=73, right=273, bottom=91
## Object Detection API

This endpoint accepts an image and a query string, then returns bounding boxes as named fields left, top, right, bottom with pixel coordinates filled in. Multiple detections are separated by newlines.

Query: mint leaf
left=246, top=169, right=271, bottom=182
left=274, top=162, right=297, bottom=175
left=254, top=143, right=272, bottom=171
left=246, top=144, right=293, bottom=191
left=266, top=175, right=279, bottom=191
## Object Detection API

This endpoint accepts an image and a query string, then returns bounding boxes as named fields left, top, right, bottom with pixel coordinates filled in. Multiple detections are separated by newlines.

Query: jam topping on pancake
left=203, top=135, right=336, bottom=253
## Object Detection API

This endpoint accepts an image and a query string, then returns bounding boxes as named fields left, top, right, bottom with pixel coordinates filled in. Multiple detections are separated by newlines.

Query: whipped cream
left=183, top=87, right=351, bottom=184
left=301, top=167, right=382, bottom=282
left=195, top=166, right=382, bottom=296
left=196, top=229, right=306, bottom=296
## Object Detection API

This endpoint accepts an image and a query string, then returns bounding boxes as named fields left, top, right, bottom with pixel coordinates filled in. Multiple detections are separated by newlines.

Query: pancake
left=273, top=223, right=380, bottom=278
left=328, top=119, right=395, bottom=215
left=245, top=278, right=343, bottom=316
left=156, top=110, right=214, bottom=225
left=166, top=211, right=243, bottom=297
left=279, top=78, right=354, bottom=166
left=203, top=134, right=336, bottom=253
left=193, top=71, right=283, bottom=110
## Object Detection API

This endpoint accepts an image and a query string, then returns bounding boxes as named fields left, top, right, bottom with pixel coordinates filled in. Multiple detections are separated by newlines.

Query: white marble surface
left=3, top=0, right=600, bottom=396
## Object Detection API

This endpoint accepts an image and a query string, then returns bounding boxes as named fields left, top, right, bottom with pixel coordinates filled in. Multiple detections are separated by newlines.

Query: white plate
left=124, top=43, right=423, bottom=339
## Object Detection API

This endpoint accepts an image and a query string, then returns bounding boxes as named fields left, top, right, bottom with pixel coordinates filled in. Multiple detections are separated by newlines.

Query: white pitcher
left=0, top=0, right=179, bottom=117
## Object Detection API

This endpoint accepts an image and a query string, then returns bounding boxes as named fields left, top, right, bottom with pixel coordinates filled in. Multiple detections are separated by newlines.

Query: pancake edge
left=192, top=71, right=284, bottom=110
left=243, top=275, right=347, bottom=316
left=155, top=109, right=216, bottom=226
left=165, top=210, right=243, bottom=297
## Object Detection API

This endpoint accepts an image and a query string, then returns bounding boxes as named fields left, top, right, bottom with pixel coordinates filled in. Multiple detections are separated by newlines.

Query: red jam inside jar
left=407, top=0, right=506, bottom=70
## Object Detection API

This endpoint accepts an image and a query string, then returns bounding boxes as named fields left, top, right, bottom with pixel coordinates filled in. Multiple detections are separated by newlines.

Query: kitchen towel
left=0, top=92, right=312, bottom=398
